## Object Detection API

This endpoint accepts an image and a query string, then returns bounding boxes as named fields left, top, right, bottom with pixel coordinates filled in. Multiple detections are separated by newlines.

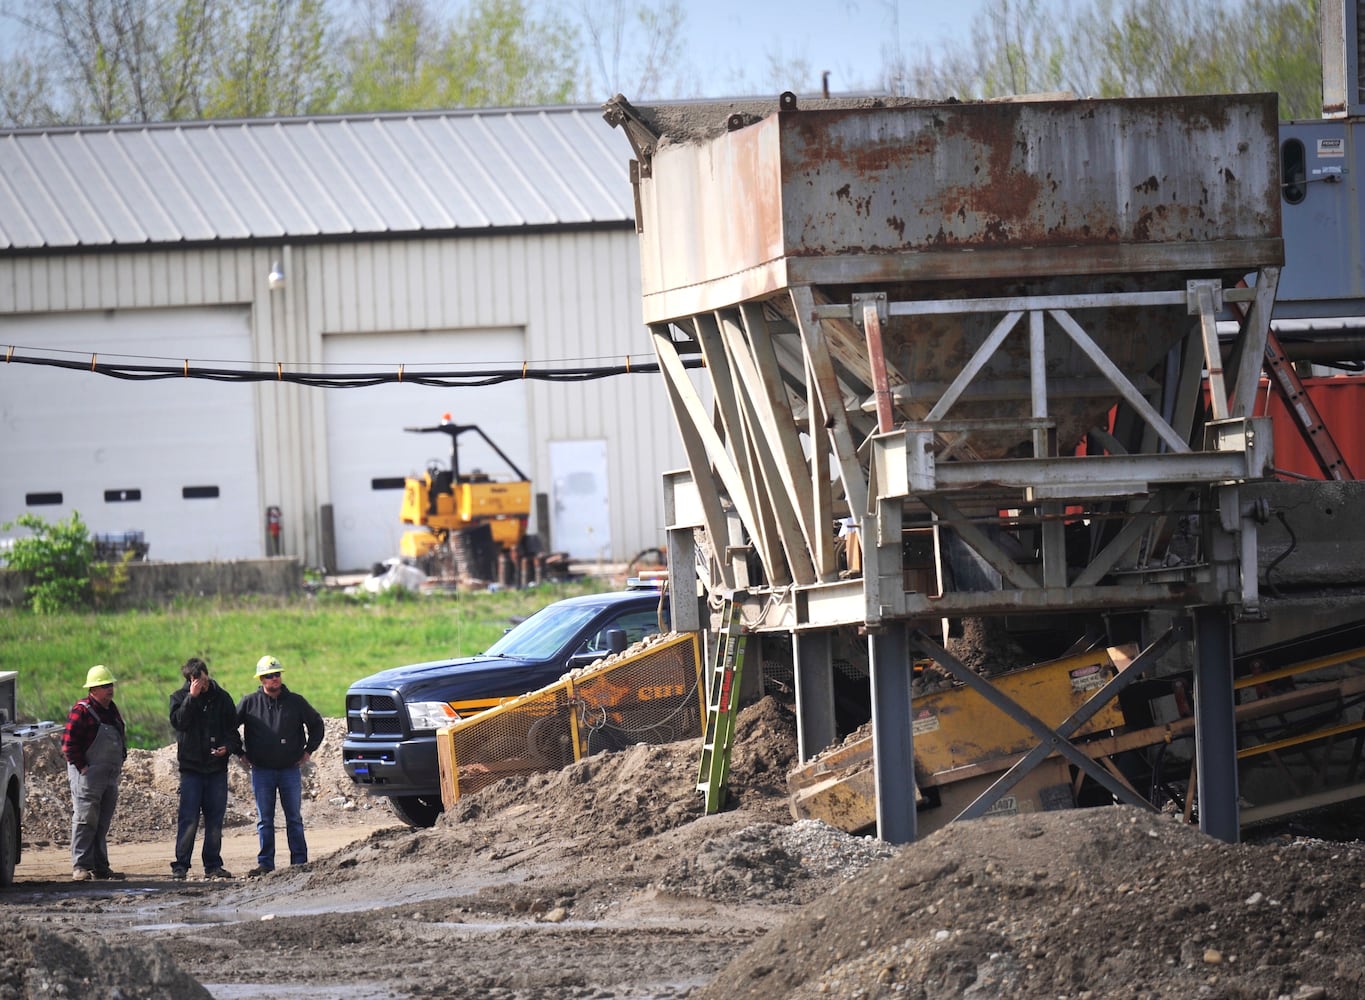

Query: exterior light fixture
left=268, top=260, right=285, bottom=290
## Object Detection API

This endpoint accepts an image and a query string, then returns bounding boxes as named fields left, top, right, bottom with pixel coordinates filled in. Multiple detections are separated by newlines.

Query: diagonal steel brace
left=908, top=624, right=1186, bottom=815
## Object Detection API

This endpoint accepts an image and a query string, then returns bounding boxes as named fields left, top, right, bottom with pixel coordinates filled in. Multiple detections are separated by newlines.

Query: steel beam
left=869, top=622, right=916, bottom=844
left=794, top=631, right=838, bottom=762
left=1194, top=606, right=1241, bottom=843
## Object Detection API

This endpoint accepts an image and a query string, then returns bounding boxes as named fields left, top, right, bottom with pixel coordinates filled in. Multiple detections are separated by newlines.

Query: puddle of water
left=205, top=983, right=404, bottom=1000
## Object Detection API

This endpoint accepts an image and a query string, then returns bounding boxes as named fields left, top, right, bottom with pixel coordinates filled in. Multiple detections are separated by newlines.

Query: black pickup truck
left=342, top=589, right=667, bottom=827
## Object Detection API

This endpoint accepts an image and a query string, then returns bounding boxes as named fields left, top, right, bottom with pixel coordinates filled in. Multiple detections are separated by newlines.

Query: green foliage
left=897, top=0, right=1321, bottom=120
left=0, top=581, right=610, bottom=749
left=0, top=0, right=1328, bottom=139
left=1239, top=0, right=1322, bottom=120
left=1, top=511, right=95, bottom=614
left=337, top=0, right=579, bottom=112
left=201, top=0, right=339, bottom=117
left=446, top=0, right=579, bottom=106
left=975, top=0, right=1069, bottom=98
left=1069, top=0, right=1322, bottom=119
left=3, top=0, right=587, bottom=125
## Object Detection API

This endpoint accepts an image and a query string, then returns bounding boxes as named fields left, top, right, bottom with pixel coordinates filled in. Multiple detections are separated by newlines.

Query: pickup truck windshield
left=484, top=604, right=601, bottom=660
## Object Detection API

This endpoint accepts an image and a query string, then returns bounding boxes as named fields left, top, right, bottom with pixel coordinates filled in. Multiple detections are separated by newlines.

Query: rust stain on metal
left=787, top=112, right=937, bottom=176
left=920, top=104, right=1046, bottom=246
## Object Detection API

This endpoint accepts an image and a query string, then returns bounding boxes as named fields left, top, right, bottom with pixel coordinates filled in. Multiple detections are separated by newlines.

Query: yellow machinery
left=788, top=628, right=1365, bottom=838
left=398, top=414, right=534, bottom=574
left=788, top=648, right=1127, bottom=838
left=435, top=633, right=703, bottom=807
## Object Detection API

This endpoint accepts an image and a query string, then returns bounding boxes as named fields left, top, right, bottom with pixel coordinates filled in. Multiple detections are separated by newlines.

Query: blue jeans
left=174, top=769, right=229, bottom=873
left=251, top=764, right=306, bottom=870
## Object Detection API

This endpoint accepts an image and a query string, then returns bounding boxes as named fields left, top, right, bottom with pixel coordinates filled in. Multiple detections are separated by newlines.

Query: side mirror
left=605, top=628, right=629, bottom=655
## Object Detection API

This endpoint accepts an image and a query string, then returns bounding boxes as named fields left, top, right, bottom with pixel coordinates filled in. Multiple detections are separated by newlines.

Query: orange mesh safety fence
left=436, top=633, right=703, bottom=808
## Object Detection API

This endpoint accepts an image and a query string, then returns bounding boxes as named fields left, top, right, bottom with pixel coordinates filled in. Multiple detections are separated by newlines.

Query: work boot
left=93, top=868, right=126, bottom=880
left=171, top=867, right=188, bottom=881
left=72, top=867, right=92, bottom=882
left=205, top=868, right=233, bottom=880
left=247, top=866, right=272, bottom=878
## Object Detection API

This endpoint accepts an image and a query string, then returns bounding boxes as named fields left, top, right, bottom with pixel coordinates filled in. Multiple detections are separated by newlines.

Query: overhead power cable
left=1, top=346, right=702, bottom=387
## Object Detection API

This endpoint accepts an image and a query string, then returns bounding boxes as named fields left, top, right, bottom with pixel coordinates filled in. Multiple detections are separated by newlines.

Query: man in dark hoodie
left=169, top=657, right=243, bottom=881
left=236, top=654, right=325, bottom=876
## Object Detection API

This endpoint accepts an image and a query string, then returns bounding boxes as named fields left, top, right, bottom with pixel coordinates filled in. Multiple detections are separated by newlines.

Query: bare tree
left=0, top=50, right=64, bottom=126
left=9, top=0, right=215, bottom=122
left=3, top=0, right=335, bottom=123
left=574, top=0, right=696, bottom=100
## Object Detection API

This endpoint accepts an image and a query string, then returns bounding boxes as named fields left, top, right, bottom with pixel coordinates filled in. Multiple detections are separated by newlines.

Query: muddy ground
left=5, top=697, right=1365, bottom=1000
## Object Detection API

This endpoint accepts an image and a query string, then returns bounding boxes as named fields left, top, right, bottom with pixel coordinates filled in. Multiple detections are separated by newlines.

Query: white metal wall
left=0, top=229, right=685, bottom=569
left=0, top=306, right=261, bottom=562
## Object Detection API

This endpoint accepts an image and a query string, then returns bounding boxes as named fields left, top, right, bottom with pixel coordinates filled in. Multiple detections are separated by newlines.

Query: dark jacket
left=170, top=679, right=243, bottom=774
left=237, top=685, right=324, bottom=770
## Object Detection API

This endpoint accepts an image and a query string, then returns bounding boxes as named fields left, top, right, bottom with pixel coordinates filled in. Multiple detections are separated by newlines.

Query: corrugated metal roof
left=0, top=106, right=634, bottom=251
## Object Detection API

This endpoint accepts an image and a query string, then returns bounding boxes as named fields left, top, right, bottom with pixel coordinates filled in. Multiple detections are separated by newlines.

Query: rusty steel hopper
left=609, top=93, right=1287, bottom=848
left=610, top=93, right=1283, bottom=458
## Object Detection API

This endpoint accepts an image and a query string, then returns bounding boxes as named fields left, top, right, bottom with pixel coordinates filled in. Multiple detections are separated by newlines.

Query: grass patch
left=1, top=580, right=610, bottom=749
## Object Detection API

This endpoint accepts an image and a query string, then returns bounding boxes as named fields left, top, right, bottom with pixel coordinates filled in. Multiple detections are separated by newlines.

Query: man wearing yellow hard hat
left=60, top=665, right=128, bottom=881
left=236, top=655, right=324, bottom=876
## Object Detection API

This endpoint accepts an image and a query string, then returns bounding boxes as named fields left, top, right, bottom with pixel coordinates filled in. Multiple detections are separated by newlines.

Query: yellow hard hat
left=255, top=655, right=283, bottom=678
left=84, top=664, right=116, bottom=688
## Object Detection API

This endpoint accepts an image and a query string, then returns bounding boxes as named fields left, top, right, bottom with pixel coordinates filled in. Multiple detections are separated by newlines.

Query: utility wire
left=2, top=346, right=702, bottom=388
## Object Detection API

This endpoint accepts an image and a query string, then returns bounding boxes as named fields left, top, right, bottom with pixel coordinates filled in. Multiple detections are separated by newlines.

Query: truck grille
left=346, top=692, right=403, bottom=737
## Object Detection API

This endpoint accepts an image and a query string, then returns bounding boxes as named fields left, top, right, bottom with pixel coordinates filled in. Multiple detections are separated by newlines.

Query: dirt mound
left=1, top=924, right=211, bottom=999
left=443, top=693, right=799, bottom=848
left=698, top=805, right=1365, bottom=1000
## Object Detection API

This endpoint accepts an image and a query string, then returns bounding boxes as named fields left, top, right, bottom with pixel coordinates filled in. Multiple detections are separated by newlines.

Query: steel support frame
left=656, top=275, right=1275, bottom=847
left=652, top=278, right=1273, bottom=633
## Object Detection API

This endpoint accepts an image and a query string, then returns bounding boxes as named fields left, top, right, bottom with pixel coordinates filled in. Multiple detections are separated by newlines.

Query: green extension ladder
left=696, top=597, right=748, bottom=814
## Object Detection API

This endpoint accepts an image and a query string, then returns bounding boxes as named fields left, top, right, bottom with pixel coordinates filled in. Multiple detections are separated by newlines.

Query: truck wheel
left=0, top=795, right=16, bottom=887
left=389, top=794, right=443, bottom=829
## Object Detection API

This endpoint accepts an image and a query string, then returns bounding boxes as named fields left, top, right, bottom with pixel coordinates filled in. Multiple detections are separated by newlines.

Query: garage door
left=323, top=329, right=530, bottom=573
left=0, top=307, right=262, bottom=562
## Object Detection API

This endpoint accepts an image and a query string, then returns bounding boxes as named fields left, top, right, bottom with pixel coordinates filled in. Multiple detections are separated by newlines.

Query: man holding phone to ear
left=169, top=657, right=243, bottom=881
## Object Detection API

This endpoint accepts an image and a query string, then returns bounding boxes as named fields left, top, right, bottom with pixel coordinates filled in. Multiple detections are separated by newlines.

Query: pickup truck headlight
left=406, top=700, right=457, bottom=731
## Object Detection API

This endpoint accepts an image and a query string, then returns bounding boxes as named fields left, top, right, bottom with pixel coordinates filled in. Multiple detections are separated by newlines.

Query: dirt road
left=15, top=821, right=393, bottom=881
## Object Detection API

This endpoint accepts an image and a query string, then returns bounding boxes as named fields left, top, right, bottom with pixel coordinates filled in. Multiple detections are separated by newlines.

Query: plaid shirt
left=60, top=695, right=127, bottom=770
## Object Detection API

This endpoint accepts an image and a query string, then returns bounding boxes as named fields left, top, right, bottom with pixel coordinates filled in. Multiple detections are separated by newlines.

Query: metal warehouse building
left=0, top=106, right=686, bottom=572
